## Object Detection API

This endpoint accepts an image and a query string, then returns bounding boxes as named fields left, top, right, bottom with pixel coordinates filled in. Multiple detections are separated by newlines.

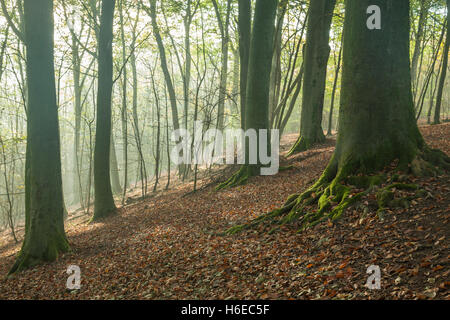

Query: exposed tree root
left=8, top=232, right=69, bottom=276
left=411, top=147, right=450, bottom=175
left=287, top=135, right=325, bottom=157
left=90, top=208, right=117, bottom=224
left=216, top=164, right=294, bottom=191
left=225, top=148, right=449, bottom=235
left=216, top=165, right=258, bottom=191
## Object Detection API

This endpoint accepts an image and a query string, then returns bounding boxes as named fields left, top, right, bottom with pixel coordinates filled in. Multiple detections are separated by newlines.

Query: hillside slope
left=0, top=124, right=448, bottom=300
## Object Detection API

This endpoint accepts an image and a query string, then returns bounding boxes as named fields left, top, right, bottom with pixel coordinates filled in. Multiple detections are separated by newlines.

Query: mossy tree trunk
left=9, top=0, right=69, bottom=274
left=288, top=0, right=336, bottom=156
left=217, top=0, right=278, bottom=189
left=92, top=0, right=117, bottom=221
left=333, top=0, right=426, bottom=174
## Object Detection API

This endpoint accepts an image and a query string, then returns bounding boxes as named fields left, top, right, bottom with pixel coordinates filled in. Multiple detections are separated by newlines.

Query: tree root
left=225, top=152, right=448, bottom=235
left=410, top=147, right=450, bottom=176
left=216, top=165, right=258, bottom=191
left=224, top=144, right=449, bottom=235
left=287, top=134, right=325, bottom=157
left=8, top=232, right=69, bottom=276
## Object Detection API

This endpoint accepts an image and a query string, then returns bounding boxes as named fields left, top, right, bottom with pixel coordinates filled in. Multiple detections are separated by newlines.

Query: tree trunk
left=411, top=0, right=429, bottom=85
left=238, top=0, right=251, bottom=130
left=10, top=0, right=69, bottom=274
left=434, top=0, right=449, bottom=125
left=110, top=134, right=122, bottom=195
left=92, top=0, right=117, bottom=221
left=217, top=0, right=278, bottom=190
left=119, top=0, right=128, bottom=203
left=212, top=0, right=232, bottom=132
left=327, top=32, right=343, bottom=136
left=148, top=0, right=180, bottom=135
left=288, top=0, right=336, bottom=156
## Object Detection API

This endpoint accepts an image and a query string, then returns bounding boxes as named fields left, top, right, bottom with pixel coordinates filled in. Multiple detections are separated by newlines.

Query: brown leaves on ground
left=0, top=124, right=449, bottom=300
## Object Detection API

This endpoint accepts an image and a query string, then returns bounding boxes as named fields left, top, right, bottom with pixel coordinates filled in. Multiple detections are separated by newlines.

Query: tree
left=212, top=0, right=232, bottom=132
left=217, top=0, right=279, bottom=189
left=9, top=0, right=69, bottom=274
left=92, top=0, right=117, bottom=221
left=288, top=0, right=336, bottom=156
left=238, top=0, right=251, bottom=130
left=433, top=0, right=449, bottom=124
left=411, top=0, right=430, bottom=87
left=227, top=0, right=450, bottom=234
left=145, top=0, right=182, bottom=172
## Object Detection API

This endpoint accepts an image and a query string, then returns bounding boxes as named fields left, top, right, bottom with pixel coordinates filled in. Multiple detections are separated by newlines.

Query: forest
left=0, top=0, right=449, bottom=301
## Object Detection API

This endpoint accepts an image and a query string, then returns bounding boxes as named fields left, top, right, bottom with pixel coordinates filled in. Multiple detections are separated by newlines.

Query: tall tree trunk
left=288, top=0, right=336, bottom=156
left=411, top=0, right=429, bottom=86
left=269, top=2, right=287, bottom=127
left=217, top=0, right=279, bottom=190
left=110, top=134, right=123, bottom=195
left=10, top=0, right=69, bottom=274
left=238, top=0, right=251, bottom=130
left=212, top=0, right=232, bottom=132
left=434, top=0, right=449, bottom=125
left=119, top=0, right=128, bottom=203
left=327, top=33, right=343, bottom=136
left=72, top=37, right=82, bottom=206
left=147, top=0, right=182, bottom=175
left=92, top=0, right=117, bottom=221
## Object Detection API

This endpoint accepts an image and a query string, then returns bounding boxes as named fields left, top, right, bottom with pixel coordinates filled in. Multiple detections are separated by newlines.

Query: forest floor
left=0, top=124, right=449, bottom=300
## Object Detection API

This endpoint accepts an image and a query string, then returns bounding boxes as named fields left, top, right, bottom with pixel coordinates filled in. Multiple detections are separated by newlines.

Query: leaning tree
left=228, top=0, right=450, bottom=233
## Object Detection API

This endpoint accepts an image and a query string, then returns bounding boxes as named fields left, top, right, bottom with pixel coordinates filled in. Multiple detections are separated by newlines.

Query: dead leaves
left=0, top=125, right=449, bottom=300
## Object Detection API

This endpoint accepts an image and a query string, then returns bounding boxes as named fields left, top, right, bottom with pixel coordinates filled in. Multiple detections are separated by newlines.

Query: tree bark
left=10, top=0, right=69, bottom=274
left=433, top=0, right=449, bottom=124
left=238, top=0, right=251, bottom=130
left=92, top=0, right=117, bottom=221
left=288, top=0, right=336, bottom=156
left=217, top=0, right=279, bottom=189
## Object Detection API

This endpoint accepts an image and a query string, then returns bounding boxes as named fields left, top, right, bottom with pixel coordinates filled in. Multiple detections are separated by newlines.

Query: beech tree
left=238, top=0, right=251, bottom=130
left=92, top=0, right=117, bottom=221
left=288, top=0, right=336, bottom=156
left=217, top=0, right=279, bottom=189
left=9, top=0, right=69, bottom=274
left=433, top=0, right=449, bottom=124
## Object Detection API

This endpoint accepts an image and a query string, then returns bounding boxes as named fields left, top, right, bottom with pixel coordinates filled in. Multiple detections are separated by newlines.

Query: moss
left=331, top=191, right=364, bottom=220
left=346, top=175, right=385, bottom=189
left=385, top=183, right=418, bottom=191
left=318, top=189, right=331, bottom=210
left=8, top=230, right=69, bottom=276
left=216, top=165, right=258, bottom=191
left=284, top=193, right=301, bottom=206
left=279, top=165, right=295, bottom=172
left=388, top=198, right=410, bottom=209
left=377, top=189, right=394, bottom=208
left=287, top=136, right=309, bottom=157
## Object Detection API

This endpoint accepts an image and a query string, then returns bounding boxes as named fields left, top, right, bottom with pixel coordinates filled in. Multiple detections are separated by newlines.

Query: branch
left=0, top=0, right=25, bottom=43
